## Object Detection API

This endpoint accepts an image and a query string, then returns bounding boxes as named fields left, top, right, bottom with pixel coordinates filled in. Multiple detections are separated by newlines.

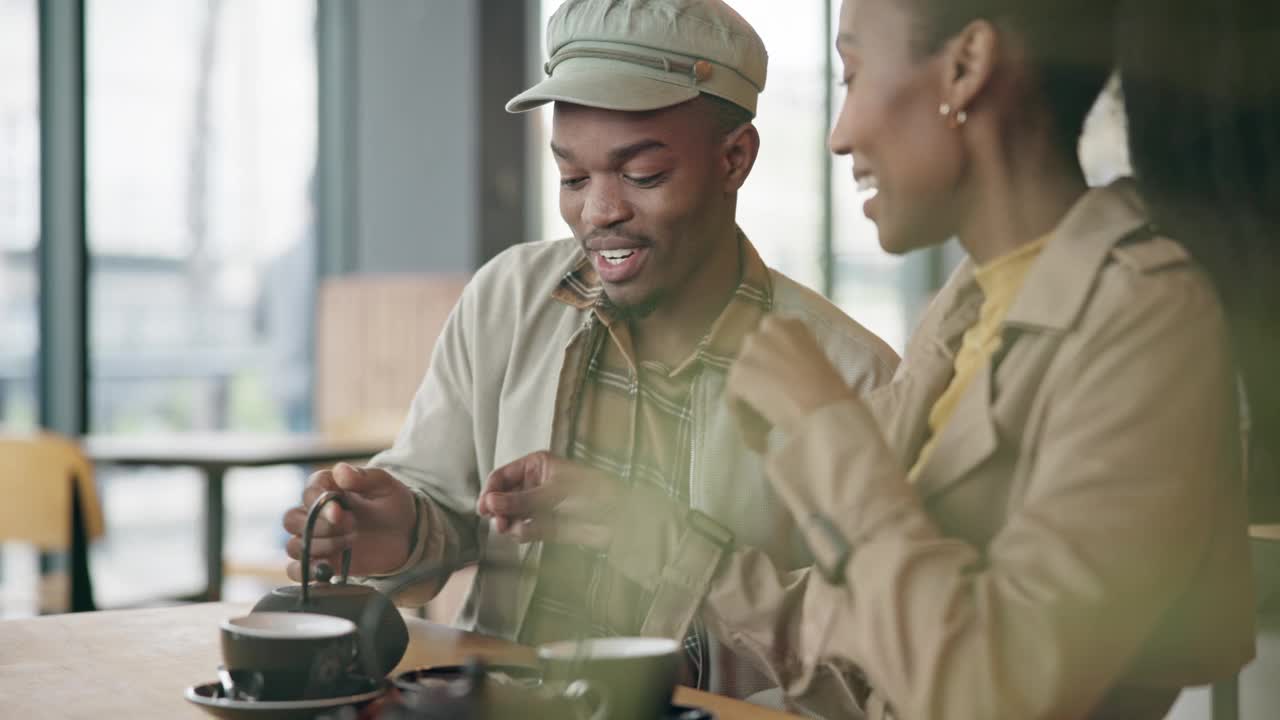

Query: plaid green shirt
left=518, top=232, right=772, bottom=688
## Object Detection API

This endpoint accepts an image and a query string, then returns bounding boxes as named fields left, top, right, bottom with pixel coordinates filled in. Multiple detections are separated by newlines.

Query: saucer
left=184, top=680, right=385, bottom=720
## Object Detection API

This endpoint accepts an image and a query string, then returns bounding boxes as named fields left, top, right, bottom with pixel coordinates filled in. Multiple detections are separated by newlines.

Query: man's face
left=551, top=100, right=734, bottom=315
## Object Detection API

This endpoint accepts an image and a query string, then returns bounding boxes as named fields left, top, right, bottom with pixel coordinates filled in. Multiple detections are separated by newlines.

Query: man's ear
left=939, top=19, right=999, bottom=118
left=721, top=122, right=760, bottom=192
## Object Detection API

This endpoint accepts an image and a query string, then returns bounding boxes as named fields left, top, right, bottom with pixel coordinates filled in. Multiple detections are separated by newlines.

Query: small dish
left=393, top=663, right=543, bottom=691
left=184, top=679, right=385, bottom=720
left=392, top=666, right=713, bottom=718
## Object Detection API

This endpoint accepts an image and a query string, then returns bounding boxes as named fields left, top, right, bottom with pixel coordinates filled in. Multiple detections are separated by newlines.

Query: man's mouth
left=590, top=247, right=650, bottom=283
left=598, top=249, right=637, bottom=265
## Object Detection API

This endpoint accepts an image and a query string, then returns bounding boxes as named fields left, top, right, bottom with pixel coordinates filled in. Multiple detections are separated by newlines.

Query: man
left=282, top=0, right=897, bottom=702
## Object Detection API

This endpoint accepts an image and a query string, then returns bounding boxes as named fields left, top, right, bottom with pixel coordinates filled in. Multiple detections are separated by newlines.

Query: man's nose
left=581, top=179, right=633, bottom=229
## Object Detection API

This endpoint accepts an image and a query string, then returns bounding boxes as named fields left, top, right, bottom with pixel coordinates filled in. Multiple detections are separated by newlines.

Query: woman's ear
left=721, top=122, right=761, bottom=192
left=940, top=19, right=999, bottom=116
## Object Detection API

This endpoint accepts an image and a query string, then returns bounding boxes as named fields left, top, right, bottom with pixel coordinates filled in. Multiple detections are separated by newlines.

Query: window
left=87, top=0, right=318, bottom=435
left=85, top=0, right=317, bottom=603
left=0, top=0, right=40, bottom=430
left=729, top=0, right=827, bottom=291
left=535, top=2, right=562, bottom=247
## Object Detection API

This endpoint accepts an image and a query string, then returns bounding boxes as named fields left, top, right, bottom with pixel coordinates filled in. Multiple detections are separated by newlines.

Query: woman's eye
left=560, top=176, right=587, bottom=189
left=625, top=172, right=666, bottom=188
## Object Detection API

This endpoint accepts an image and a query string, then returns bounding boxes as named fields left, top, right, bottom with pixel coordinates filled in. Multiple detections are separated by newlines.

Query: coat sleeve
left=702, top=265, right=1245, bottom=720
left=360, top=273, right=487, bottom=605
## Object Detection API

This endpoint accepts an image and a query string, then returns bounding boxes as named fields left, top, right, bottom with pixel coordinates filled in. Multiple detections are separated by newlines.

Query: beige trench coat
left=699, top=181, right=1255, bottom=719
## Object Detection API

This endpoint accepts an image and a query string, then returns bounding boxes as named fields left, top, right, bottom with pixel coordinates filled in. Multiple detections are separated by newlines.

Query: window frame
left=37, top=0, right=88, bottom=435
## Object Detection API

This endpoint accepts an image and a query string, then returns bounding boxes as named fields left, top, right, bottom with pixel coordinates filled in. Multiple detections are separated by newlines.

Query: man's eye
left=625, top=172, right=666, bottom=188
left=560, top=177, right=587, bottom=189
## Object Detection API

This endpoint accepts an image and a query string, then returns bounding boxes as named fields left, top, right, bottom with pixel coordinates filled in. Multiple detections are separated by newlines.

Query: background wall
left=355, top=0, right=476, bottom=273
left=323, top=0, right=531, bottom=276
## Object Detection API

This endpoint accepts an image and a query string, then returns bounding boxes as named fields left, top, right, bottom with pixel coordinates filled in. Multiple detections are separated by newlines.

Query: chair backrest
left=315, top=273, right=470, bottom=441
left=0, top=432, right=105, bottom=549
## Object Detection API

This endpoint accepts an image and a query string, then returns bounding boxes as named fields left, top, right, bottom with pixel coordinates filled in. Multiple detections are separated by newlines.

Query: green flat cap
left=506, top=0, right=768, bottom=116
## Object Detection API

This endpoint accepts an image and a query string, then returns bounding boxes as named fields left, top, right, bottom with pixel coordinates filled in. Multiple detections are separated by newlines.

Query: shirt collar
left=973, top=235, right=1049, bottom=299
left=696, top=231, right=773, bottom=372
left=551, top=228, right=774, bottom=371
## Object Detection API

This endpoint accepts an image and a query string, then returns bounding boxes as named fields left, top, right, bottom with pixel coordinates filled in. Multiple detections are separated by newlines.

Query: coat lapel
left=894, top=180, right=1151, bottom=500
left=901, top=179, right=1152, bottom=499
left=912, top=356, right=1000, bottom=499
left=873, top=268, right=982, bottom=474
left=869, top=339, right=953, bottom=468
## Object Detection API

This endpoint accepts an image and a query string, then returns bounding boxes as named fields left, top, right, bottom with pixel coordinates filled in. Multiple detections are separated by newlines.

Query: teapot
left=252, top=490, right=409, bottom=678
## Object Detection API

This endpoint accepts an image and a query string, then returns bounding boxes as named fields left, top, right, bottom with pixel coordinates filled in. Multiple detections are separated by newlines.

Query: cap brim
left=506, top=70, right=699, bottom=114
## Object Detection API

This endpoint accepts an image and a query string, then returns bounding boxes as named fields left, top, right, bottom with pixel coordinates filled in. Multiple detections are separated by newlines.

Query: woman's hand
left=727, top=316, right=854, bottom=450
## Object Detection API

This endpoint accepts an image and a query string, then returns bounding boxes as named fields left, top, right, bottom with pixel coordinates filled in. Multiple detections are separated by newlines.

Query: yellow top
left=909, top=236, right=1048, bottom=482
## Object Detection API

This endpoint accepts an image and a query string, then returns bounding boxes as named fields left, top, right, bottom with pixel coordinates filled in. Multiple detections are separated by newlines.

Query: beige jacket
left=364, top=235, right=899, bottom=696
left=697, top=181, right=1255, bottom=719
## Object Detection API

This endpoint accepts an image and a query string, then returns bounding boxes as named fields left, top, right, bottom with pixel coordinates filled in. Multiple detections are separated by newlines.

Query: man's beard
left=604, top=287, right=664, bottom=320
left=580, top=228, right=662, bottom=319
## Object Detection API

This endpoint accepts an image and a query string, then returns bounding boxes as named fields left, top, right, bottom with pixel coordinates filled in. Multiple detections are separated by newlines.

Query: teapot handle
left=299, top=490, right=354, bottom=607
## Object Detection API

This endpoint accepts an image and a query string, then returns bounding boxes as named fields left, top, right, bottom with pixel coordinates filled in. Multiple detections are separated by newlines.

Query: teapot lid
left=270, top=583, right=375, bottom=599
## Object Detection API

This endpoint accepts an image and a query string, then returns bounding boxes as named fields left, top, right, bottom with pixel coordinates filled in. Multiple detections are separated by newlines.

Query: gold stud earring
left=944, top=106, right=968, bottom=130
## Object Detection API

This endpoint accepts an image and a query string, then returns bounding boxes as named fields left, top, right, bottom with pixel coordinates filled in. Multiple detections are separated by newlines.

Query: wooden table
left=0, top=603, right=798, bottom=719
left=83, top=433, right=390, bottom=602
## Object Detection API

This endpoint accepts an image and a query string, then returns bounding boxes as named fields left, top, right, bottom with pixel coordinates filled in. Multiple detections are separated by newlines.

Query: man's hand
left=476, top=451, right=622, bottom=548
left=726, top=316, right=855, bottom=450
left=282, top=463, right=418, bottom=581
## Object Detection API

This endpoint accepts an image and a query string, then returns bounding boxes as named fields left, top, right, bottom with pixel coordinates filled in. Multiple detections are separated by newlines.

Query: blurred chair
left=0, top=432, right=105, bottom=613
left=316, top=273, right=471, bottom=442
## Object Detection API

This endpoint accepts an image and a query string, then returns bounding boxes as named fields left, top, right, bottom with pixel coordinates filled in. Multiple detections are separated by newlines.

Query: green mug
left=538, top=637, right=680, bottom=720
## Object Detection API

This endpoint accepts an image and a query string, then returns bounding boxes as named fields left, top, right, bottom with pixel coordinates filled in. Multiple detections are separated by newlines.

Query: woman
left=718, top=0, right=1255, bottom=717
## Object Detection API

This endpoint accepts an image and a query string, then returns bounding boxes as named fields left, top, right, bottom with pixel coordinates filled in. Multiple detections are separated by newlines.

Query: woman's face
left=830, top=0, right=967, bottom=254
